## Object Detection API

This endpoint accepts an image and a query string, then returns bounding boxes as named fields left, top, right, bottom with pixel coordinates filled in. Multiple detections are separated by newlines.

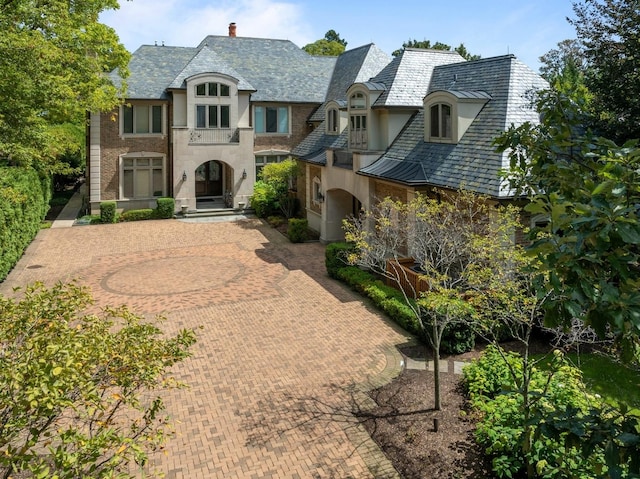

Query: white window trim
left=347, top=89, right=369, bottom=149
left=119, top=103, right=167, bottom=139
left=427, top=102, right=455, bottom=143
left=119, top=151, right=167, bottom=200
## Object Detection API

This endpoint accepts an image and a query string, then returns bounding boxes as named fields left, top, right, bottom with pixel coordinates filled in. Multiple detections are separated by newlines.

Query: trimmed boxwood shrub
left=120, top=208, right=154, bottom=222
left=325, top=242, right=355, bottom=279
left=0, top=166, right=51, bottom=281
left=155, top=197, right=174, bottom=219
left=100, top=201, right=117, bottom=224
left=287, top=218, right=308, bottom=243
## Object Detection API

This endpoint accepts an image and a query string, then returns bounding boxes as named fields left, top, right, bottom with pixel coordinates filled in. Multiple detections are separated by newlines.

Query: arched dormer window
left=429, top=103, right=452, bottom=140
left=348, top=91, right=368, bottom=149
left=195, top=82, right=230, bottom=97
left=349, top=92, right=366, bottom=109
left=424, top=90, right=490, bottom=144
left=327, top=107, right=339, bottom=134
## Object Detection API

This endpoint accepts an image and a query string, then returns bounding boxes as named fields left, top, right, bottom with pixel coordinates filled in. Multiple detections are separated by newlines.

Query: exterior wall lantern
left=242, top=169, right=247, bottom=179
left=182, top=171, right=187, bottom=182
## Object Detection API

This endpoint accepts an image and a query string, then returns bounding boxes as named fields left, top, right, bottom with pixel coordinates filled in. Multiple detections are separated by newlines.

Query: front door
left=195, top=161, right=223, bottom=197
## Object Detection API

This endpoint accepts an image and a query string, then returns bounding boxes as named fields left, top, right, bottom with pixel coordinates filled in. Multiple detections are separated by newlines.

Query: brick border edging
left=344, top=345, right=405, bottom=479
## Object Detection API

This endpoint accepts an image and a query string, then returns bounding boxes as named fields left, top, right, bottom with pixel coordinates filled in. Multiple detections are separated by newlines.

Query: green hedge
left=0, top=166, right=51, bottom=281
left=100, top=201, right=117, bottom=224
left=155, top=197, right=174, bottom=219
left=328, top=253, right=474, bottom=354
left=120, top=209, right=154, bottom=222
left=287, top=218, right=308, bottom=243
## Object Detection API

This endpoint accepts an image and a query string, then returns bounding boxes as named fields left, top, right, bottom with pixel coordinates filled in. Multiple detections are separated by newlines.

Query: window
left=349, top=92, right=366, bottom=109
left=327, top=108, right=339, bottom=134
left=122, top=105, right=163, bottom=134
left=429, top=103, right=452, bottom=139
left=312, top=177, right=323, bottom=204
left=195, top=82, right=231, bottom=97
left=255, top=154, right=287, bottom=178
left=349, top=114, right=367, bottom=149
left=122, top=157, right=164, bottom=199
left=255, top=106, right=289, bottom=134
left=196, top=105, right=230, bottom=128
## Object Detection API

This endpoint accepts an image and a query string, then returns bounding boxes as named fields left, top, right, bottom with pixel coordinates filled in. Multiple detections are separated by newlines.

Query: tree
left=538, top=39, right=586, bottom=82
left=302, top=30, right=347, bottom=56
left=570, top=0, right=640, bottom=142
left=0, top=0, right=130, bottom=169
left=495, top=87, right=640, bottom=362
left=250, top=157, right=300, bottom=218
left=392, top=39, right=480, bottom=60
left=343, top=190, right=517, bottom=410
left=0, top=282, right=196, bottom=479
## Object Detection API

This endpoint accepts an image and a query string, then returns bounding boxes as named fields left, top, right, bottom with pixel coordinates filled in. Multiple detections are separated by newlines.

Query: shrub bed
left=100, top=201, right=117, bottom=224
left=287, top=218, right=308, bottom=243
left=120, top=209, right=154, bottom=222
left=326, top=246, right=473, bottom=353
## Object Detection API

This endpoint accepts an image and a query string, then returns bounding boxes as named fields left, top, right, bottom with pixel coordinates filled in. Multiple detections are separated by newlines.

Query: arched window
left=327, top=108, right=339, bottom=134
left=429, top=103, right=452, bottom=139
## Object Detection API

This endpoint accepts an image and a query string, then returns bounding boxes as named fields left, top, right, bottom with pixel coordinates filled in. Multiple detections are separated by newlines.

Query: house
left=293, top=49, right=548, bottom=242
left=88, top=24, right=547, bottom=236
left=86, top=23, right=336, bottom=214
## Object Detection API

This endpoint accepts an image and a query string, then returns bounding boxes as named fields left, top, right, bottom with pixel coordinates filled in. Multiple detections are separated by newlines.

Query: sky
left=100, top=0, right=579, bottom=72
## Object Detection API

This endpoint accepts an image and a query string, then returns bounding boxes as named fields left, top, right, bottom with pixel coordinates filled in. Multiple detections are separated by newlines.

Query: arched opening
left=195, top=160, right=233, bottom=209
left=324, top=189, right=362, bottom=242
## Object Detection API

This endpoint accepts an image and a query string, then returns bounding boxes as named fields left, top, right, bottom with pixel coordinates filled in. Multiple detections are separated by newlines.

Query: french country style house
left=88, top=24, right=547, bottom=241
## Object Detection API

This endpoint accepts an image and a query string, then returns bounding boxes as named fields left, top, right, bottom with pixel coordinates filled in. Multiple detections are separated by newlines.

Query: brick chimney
left=228, top=22, right=236, bottom=37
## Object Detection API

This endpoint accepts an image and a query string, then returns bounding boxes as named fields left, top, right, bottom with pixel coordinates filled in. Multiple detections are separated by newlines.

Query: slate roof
left=112, top=35, right=337, bottom=103
left=309, top=44, right=391, bottom=122
left=371, top=48, right=466, bottom=107
left=197, top=35, right=336, bottom=103
left=168, top=46, right=255, bottom=91
left=359, top=55, right=549, bottom=198
left=291, top=119, right=348, bottom=164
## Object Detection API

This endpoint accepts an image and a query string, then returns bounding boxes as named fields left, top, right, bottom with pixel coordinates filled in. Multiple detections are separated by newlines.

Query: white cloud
left=101, top=0, right=314, bottom=51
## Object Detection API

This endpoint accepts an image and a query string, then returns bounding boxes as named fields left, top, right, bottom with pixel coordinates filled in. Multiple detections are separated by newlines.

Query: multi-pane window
left=254, top=106, right=289, bottom=134
left=196, top=105, right=230, bottom=128
left=429, top=103, right=452, bottom=139
left=123, top=105, right=163, bottom=134
left=122, top=157, right=164, bottom=199
left=327, top=108, right=339, bottom=134
left=195, top=82, right=230, bottom=97
left=349, top=92, right=366, bottom=109
left=349, top=114, right=367, bottom=148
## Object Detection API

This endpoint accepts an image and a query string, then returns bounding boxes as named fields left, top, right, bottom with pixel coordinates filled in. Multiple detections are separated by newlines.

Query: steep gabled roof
left=111, top=45, right=197, bottom=99
left=197, top=35, right=336, bottom=103
left=371, top=48, right=466, bottom=107
left=359, top=55, right=548, bottom=198
left=168, top=46, right=255, bottom=91
left=310, top=44, right=391, bottom=122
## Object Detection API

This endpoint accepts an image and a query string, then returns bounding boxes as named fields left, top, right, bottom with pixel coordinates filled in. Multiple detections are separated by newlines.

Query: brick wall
left=99, top=110, right=170, bottom=200
left=253, top=104, right=317, bottom=153
left=373, top=180, right=408, bottom=203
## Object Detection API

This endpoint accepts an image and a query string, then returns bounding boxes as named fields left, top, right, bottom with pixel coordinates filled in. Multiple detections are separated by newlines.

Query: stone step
left=181, top=208, right=253, bottom=218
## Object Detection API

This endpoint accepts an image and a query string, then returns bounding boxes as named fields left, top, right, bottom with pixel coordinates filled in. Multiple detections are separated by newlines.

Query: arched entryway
left=195, top=160, right=232, bottom=209
left=324, top=189, right=362, bottom=241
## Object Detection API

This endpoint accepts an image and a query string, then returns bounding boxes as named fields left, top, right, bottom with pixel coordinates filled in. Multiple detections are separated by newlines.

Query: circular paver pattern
left=101, top=256, right=243, bottom=295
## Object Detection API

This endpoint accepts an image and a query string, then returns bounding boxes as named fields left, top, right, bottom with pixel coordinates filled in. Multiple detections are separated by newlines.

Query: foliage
left=325, top=242, right=355, bottom=279
left=100, top=201, right=117, bottom=224
left=0, top=0, right=130, bottom=169
left=253, top=158, right=300, bottom=218
left=464, top=346, right=606, bottom=478
left=0, top=282, right=196, bottom=479
left=249, top=181, right=279, bottom=218
left=392, top=39, right=480, bottom=60
left=538, top=39, right=587, bottom=83
left=495, top=87, right=640, bottom=362
left=570, top=0, right=640, bottom=142
left=155, top=197, right=175, bottom=219
left=0, top=166, right=51, bottom=281
left=302, top=30, right=347, bottom=56
left=119, top=208, right=154, bottom=222
left=287, top=218, right=308, bottom=243
left=343, top=190, right=519, bottom=409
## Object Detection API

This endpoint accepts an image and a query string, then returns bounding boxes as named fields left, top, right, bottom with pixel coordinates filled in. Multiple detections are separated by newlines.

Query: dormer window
left=348, top=91, right=368, bottom=149
left=424, top=90, right=491, bottom=144
left=430, top=103, right=452, bottom=139
left=196, top=82, right=230, bottom=97
left=349, top=92, right=366, bottom=109
left=327, top=108, right=338, bottom=134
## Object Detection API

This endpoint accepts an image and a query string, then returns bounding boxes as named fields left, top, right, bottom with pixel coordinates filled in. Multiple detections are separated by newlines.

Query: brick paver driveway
left=0, top=218, right=412, bottom=478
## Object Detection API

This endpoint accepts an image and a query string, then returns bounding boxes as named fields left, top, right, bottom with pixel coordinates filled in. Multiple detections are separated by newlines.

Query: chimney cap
left=229, top=22, right=237, bottom=37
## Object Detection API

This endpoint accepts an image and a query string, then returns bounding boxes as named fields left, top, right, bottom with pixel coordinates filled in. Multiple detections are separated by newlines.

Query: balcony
left=189, top=128, right=240, bottom=144
left=332, top=150, right=353, bottom=169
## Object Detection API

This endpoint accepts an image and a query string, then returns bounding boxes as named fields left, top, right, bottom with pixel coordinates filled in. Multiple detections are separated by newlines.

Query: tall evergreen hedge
left=0, top=167, right=51, bottom=281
